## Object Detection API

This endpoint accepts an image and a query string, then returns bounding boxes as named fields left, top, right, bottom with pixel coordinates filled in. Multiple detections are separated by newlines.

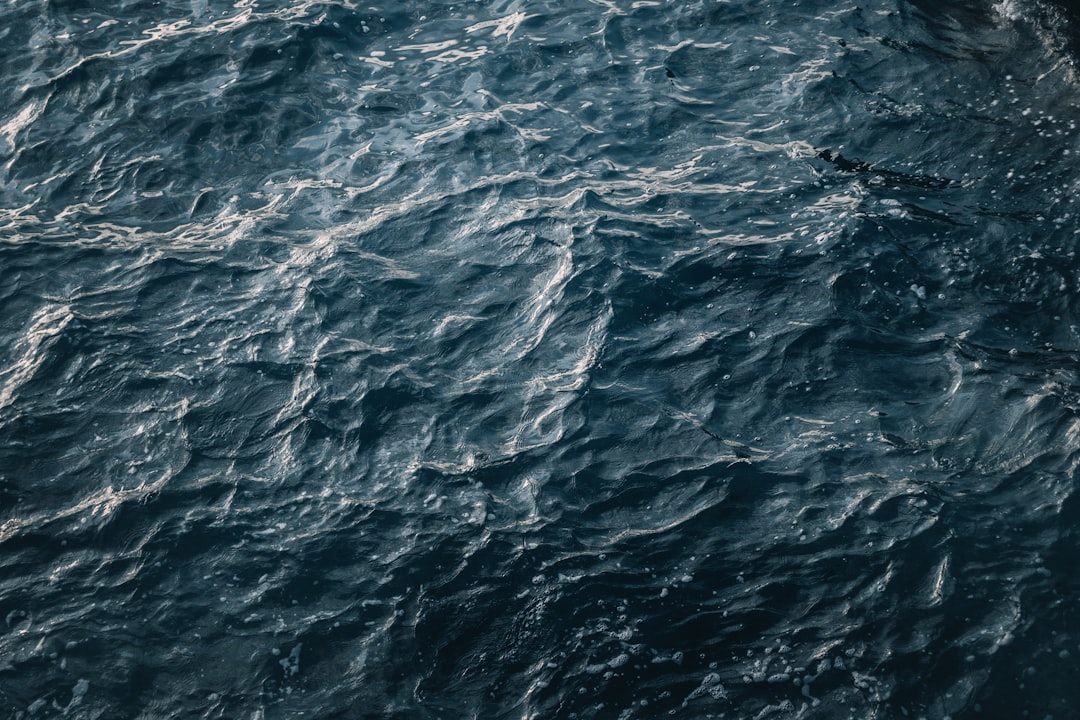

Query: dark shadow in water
left=815, top=148, right=955, bottom=190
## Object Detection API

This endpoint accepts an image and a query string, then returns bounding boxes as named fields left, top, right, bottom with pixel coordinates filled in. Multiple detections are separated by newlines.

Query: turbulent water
left=6, top=0, right=1080, bottom=717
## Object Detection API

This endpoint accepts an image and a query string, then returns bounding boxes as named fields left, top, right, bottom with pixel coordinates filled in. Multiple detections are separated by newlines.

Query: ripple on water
left=3, top=0, right=1080, bottom=718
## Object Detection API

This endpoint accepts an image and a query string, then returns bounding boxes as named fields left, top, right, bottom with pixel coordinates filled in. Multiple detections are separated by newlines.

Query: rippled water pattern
left=4, top=0, right=1080, bottom=717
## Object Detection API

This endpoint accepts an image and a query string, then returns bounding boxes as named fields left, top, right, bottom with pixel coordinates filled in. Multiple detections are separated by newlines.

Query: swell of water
left=3, top=0, right=1080, bottom=718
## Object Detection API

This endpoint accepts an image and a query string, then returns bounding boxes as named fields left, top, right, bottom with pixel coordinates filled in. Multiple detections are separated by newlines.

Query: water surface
left=3, top=1, right=1080, bottom=717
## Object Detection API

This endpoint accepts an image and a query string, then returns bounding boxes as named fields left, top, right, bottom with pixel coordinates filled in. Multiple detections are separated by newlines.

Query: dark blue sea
left=6, top=0, right=1080, bottom=717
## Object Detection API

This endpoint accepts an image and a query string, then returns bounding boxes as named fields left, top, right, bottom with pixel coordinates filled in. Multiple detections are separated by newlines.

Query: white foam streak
left=0, top=303, right=73, bottom=410
left=395, top=39, right=460, bottom=53
left=411, top=101, right=546, bottom=147
left=465, top=12, right=532, bottom=40
left=0, top=97, right=46, bottom=155
left=0, top=469, right=174, bottom=548
left=507, top=304, right=611, bottom=453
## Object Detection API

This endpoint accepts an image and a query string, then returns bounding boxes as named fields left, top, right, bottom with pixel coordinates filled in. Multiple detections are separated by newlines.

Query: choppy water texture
left=5, top=0, right=1080, bottom=717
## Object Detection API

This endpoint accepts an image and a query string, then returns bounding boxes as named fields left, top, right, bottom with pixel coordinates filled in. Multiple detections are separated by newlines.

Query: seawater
left=3, top=0, right=1080, bottom=718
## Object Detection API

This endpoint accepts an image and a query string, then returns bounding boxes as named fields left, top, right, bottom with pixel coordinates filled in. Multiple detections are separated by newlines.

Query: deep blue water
left=4, top=0, right=1080, bottom=717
